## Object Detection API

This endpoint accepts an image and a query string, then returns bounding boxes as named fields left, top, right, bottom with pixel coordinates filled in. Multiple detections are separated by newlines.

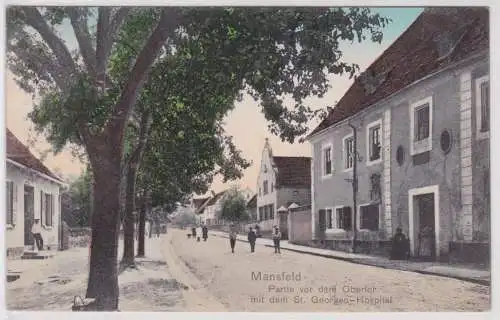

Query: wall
left=288, top=206, right=312, bottom=243
left=256, top=145, right=277, bottom=221
left=310, top=54, right=489, bottom=258
left=469, top=61, right=490, bottom=241
left=311, top=99, right=388, bottom=242
left=6, top=163, right=62, bottom=256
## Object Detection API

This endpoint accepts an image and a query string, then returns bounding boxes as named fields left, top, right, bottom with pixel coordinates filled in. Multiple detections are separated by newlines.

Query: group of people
left=191, top=224, right=209, bottom=241
left=229, top=224, right=282, bottom=254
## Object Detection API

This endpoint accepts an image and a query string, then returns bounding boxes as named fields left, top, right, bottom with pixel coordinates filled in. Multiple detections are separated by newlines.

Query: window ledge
left=358, top=228, right=378, bottom=232
left=326, top=228, right=347, bottom=234
left=6, top=224, right=14, bottom=230
left=43, top=226, right=53, bottom=230
left=410, top=138, right=432, bottom=156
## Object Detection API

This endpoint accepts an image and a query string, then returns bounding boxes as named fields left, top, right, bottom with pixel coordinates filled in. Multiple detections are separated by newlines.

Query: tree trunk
left=121, top=164, right=138, bottom=267
left=137, top=188, right=147, bottom=257
left=85, top=153, right=121, bottom=311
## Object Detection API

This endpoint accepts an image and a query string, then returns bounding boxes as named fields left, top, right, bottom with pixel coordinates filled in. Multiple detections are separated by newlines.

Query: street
left=168, top=228, right=490, bottom=312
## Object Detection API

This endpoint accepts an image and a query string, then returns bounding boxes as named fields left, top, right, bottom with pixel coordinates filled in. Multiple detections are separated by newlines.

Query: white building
left=5, top=129, right=66, bottom=258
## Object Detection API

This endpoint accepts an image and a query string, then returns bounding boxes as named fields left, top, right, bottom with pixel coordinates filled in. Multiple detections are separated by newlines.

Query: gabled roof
left=246, top=194, right=257, bottom=208
left=309, top=7, right=489, bottom=137
left=272, top=156, right=311, bottom=188
left=196, top=190, right=227, bottom=214
left=192, top=197, right=210, bottom=210
left=6, top=129, right=64, bottom=183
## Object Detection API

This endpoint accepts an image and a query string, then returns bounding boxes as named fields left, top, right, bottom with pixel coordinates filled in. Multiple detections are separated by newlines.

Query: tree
left=61, top=169, right=92, bottom=227
left=7, top=7, right=390, bottom=310
left=218, top=186, right=250, bottom=223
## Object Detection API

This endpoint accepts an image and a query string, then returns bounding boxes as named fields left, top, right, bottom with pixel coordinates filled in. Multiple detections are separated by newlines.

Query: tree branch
left=67, top=7, right=97, bottom=76
left=106, top=8, right=181, bottom=146
left=21, top=7, right=77, bottom=80
left=95, top=7, right=111, bottom=77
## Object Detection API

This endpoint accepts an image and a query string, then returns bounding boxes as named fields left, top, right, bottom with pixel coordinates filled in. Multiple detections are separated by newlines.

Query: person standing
left=202, top=224, right=208, bottom=241
left=272, top=225, right=282, bottom=254
left=31, top=219, right=44, bottom=251
left=229, top=223, right=238, bottom=253
left=247, top=227, right=257, bottom=252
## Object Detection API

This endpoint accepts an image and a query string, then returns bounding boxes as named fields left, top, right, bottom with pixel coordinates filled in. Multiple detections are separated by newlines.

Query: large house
left=307, top=8, right=489, bottom=263
left=256, top=138, right=311, bottom=238
left=5, top=129, right=66, bottom=258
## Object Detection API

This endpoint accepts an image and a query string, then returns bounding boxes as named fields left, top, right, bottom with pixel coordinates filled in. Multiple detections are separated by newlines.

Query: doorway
left=408, top=185, right=440, bottom=260
left=24, top=185, right=35, bottom=246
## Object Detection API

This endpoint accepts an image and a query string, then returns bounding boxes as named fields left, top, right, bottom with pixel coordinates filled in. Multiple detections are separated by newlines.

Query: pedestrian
left=390, top=227, right=410, bottom=260
left=272, top=225, right=281, bottom=254
left=229, top=223, right=238, bottom=253
left=191, top=226, right=197, bottom=239
left=31, top=219, right=44, bottom=251
left=202, top=224, right=208, bottom=241
left=247, top=227, right=257, bottom=252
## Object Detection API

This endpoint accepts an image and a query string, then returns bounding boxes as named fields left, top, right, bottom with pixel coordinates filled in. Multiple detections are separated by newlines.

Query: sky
left=4, top=7, right=424, bottom=194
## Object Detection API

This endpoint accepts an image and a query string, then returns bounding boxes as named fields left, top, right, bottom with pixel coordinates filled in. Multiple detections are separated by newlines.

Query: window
left=258, top=207, right=264, bottom=221
left=45, top=193, right=54, bottom=227
left=40, top=191, right=54, bottom=227
left=367, top=120, right=382, bottom=164
left=268, top=204, right=275, bottom=220
left=359, top=204, right=379, bottom=231
left=271, top=183, right=274, bottom=193
left=322, top=144, right=333, bottom=176
left=263, top=181, right=268, bottom=195
left=343, top=135, right=354, bottom=170
left=6, top=181, right=15, bottom=226
left=259, top=188, right=261, bottom=196
left=335, top=206, right=352, bottom=230
left=415, top=105, right=430, bottom=141
left=410, top=97, right=433, bottom=155
left=325, top=208, right=333, bottom=229
left=476, top=75, right=490, bottom=139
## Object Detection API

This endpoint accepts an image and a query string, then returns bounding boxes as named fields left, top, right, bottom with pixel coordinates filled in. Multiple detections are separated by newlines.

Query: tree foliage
left=218, top=186, right=250, bottom=222
left=61, top=169, right=92, bottom=227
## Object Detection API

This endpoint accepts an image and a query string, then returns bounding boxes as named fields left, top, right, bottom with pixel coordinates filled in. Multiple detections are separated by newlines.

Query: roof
left=246, top=194, right=257, bottom=208
left=192, top=197, right=210, bottom=210
left=272, top=156, right=311, bottom=188
left=6, top=129, right=64, bottom=183
left=196, top=190, right=226, bottom=214
left=309, top=7, right=489, bottom=137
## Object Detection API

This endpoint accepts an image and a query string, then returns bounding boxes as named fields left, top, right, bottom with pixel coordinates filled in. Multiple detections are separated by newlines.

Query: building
left=197, top=190, right=227, bottom=225
left=5, top=129, right=66, bottom=258
left=256, top=138, right=312, bottom=238
left=307, top=8, right=489, bottom=263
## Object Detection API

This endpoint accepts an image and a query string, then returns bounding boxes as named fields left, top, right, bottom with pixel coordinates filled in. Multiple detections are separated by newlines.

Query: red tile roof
left=273, top=156, right=311, bottom=188
left=6, top=129, right=63, bottom=183
left=309, top=7, right=489, bottom=137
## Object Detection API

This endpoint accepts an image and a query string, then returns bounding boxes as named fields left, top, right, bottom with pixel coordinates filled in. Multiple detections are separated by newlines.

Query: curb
left=210, top=232, right=490, bottom=286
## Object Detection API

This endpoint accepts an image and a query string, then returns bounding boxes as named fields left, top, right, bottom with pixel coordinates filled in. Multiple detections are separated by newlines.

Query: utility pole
left=348, top=124, right=358, bottom=253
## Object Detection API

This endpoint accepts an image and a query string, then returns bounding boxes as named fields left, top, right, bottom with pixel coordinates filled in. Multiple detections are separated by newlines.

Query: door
left=279, top=211, right=288, bottom=240
left=24, top=185, right=35, bottom=246
left=415, top=193, right=436, bottom=259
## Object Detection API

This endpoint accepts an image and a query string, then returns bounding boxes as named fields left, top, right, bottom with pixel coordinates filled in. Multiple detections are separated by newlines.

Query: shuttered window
left=336, top=206, right=352, bottom=230
left=318, top=209, right=326, bottom=231
left=480, top=81, right=490, bottom=132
